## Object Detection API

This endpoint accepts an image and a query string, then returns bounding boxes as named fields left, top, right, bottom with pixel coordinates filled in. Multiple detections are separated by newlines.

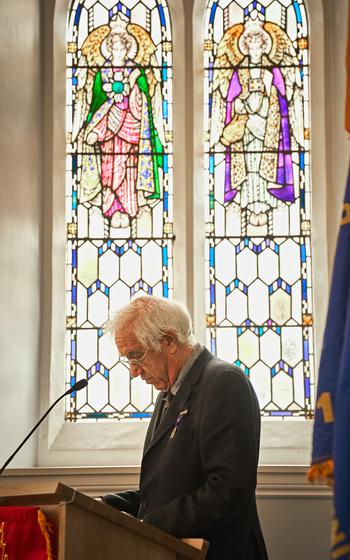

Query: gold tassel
left=0, top=522, right=8, bottom=560
left=307, top=459, right=334, bottom=485
left=37, top=509, right=55, bottom=560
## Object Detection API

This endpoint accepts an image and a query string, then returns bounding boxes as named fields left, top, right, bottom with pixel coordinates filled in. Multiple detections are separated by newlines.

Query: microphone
left=0, top=379, right=88, bottom=475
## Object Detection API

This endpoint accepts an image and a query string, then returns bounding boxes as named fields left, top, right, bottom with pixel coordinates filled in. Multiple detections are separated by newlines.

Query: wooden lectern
left=0, top=483, right=208, bottom=560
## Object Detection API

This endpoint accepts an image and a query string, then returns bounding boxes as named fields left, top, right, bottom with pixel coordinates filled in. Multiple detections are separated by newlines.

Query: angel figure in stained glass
left=72, top=14, right=165, bottom=228
left=210, top=17, right=304, bottom=233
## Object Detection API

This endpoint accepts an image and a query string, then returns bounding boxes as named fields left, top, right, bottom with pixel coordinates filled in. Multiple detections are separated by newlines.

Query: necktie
left=153, top=391, right=174, bottom=435
left=161, top=391, right=174, bottom=420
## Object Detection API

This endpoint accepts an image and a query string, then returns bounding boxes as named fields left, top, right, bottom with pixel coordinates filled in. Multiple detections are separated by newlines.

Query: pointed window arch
left=204, top=0, right=313, bottom=417
left=40, top=0, right=330, bottom=467
left=66, top=0, right=173, bottom=422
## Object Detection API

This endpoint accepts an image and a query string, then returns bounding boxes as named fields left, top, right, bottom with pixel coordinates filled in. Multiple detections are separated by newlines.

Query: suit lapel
left=142, top=348, right=213, bottom=457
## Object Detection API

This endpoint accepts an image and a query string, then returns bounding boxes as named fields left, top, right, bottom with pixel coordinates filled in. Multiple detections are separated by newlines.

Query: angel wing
left=209, top=24, right=244, bottom=147
left=127, top=23, right=165, bottom=146
left=71, top=25, right=110, bottom=144
left=264, top=22, right=304, bottom=147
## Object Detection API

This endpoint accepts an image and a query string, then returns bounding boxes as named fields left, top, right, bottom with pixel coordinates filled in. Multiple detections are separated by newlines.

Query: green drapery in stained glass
left=66, top=0, right=173, bottom=421
left=204, top=0, right=313, bottom=417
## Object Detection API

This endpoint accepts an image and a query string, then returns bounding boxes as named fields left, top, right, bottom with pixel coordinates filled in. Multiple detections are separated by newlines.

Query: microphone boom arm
left=0, top=379, right=88, bottom=475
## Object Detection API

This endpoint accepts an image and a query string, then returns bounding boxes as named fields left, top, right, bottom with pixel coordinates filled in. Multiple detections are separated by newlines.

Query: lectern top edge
left=0, top=482, right=207, bottom=559
left=55, top=483, right=208, bottom=559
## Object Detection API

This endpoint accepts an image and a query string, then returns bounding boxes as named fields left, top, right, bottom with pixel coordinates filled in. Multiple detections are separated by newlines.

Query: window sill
left=0, top=465, right=331, bottom=498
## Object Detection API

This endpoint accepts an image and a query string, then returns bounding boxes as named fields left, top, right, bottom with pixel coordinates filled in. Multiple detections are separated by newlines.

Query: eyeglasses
left=119, top=347, right=149, bottom=367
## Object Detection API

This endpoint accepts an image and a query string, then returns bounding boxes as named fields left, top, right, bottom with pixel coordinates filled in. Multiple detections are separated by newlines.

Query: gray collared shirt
left=170, top=343, right=203, bottom=396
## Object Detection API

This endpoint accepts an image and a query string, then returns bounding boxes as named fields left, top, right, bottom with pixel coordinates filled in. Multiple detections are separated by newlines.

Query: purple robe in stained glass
left=224, top=71, right=242, bottom=203
left=223, top=67, right=295, bottom=205
left=268, top=67, right=295, bottom=203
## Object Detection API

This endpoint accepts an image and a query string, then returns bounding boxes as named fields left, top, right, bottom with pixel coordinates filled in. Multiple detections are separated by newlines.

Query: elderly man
left=103, top=295, right=268, bottom=560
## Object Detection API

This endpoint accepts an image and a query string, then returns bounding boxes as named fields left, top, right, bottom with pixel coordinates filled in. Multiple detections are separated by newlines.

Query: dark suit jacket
left=104, top=348, right=268, bottom=560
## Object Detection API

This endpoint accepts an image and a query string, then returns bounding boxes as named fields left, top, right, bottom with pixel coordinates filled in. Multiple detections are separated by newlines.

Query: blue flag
left=310, top=166, right=350, bottom=558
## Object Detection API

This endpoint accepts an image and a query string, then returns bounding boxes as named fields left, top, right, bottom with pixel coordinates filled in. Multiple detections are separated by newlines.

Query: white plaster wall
left=0, top=0, right=41, bottom=469
left=324, top=0, right=350, bottom=263
left=258, top=495, right=333, bottom=560
left=0, top=12, right=346, bottom=560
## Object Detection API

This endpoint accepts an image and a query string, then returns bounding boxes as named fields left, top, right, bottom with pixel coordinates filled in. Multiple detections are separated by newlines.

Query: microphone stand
left=0, top=379, right=88, bottom=475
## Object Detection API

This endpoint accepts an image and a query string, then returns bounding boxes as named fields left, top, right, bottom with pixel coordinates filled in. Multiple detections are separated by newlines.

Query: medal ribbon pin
left=170, top=409, right=189, bottom=439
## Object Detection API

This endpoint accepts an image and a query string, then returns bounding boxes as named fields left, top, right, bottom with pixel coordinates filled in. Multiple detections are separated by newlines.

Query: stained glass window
left=66, top=0, right=173, bottom=421
left=204, top=0, right=313, bottom=417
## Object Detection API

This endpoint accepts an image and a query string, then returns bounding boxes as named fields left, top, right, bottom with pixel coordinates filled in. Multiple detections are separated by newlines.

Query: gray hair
left=107, top=295, right=196, bottom=352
